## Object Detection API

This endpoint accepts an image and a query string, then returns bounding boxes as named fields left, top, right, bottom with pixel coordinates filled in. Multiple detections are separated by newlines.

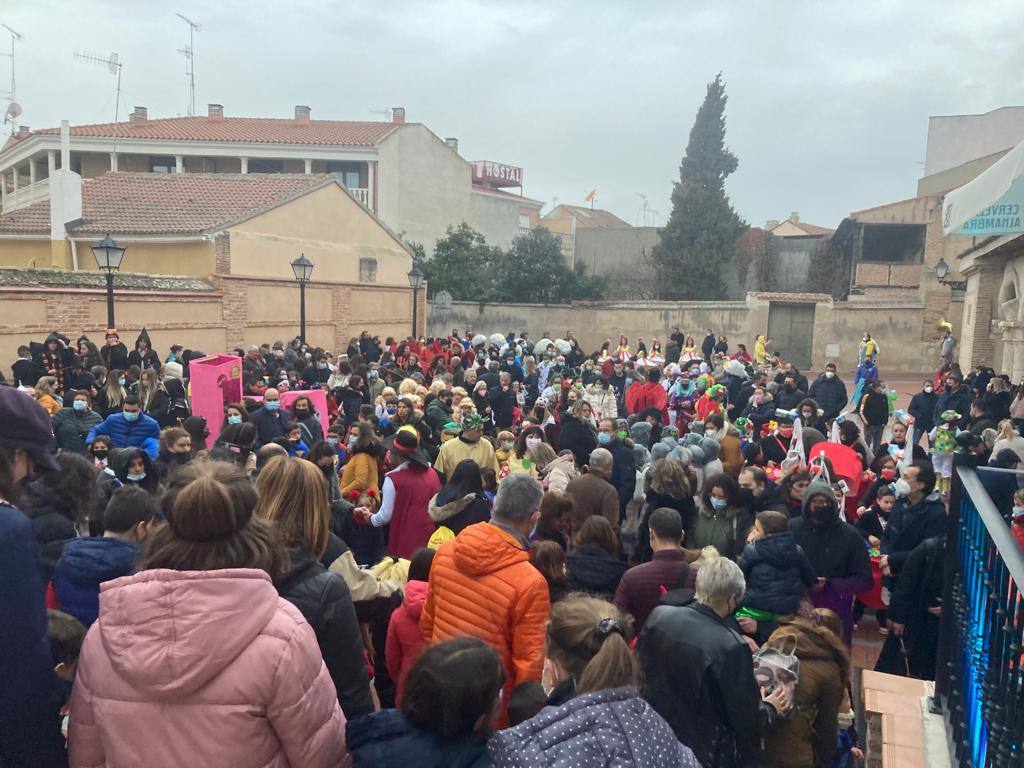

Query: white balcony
left=2, top=177, right=50, bottom=213
left=347, top=187, right=370, bottom=208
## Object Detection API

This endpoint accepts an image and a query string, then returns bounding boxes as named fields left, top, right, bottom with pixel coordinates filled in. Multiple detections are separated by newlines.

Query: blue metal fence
left=934, top=458, right=1024, bottom=767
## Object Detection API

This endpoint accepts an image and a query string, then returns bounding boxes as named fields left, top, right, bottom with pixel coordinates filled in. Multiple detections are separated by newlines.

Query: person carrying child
left=736, top=510, right=818, bottom=641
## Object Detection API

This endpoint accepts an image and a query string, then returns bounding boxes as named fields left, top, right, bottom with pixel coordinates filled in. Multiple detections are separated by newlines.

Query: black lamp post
left=935, top=257, right=967, bottom=292
left=91, top=234, right=126, bottom=329
left=407, top=264, right=425, bottom=338
left=290, top=253, right=315, bottom=344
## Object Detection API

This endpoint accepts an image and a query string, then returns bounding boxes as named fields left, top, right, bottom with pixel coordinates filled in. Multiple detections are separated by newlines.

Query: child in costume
left=930, top=409, right=961, bottom=495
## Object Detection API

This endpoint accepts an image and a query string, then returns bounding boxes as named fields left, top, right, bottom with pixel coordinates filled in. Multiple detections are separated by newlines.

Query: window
left=326, top=162, right=363, bottom=189
left=518, top=214, right=531, bottom=229
left=248, top=158, right=283, bottom=173
left=149, top=156, right=175, bottom=173
left=359, top=258, right=378, bottom=283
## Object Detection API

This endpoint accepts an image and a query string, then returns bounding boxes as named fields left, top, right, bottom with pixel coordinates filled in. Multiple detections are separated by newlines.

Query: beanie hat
left=630, top=421, right=653, bottom=448
left=650, top=442, right=672, bottom=463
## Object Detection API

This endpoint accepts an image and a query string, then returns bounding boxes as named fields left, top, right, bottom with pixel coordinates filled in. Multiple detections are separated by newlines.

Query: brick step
left=861, top=670, right=930, bottom=768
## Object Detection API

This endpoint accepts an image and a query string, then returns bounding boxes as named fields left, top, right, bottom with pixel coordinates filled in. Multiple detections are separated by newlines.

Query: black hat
left=0, top=385, right=60, bottom=472
left=390, top=427, right=431, bottom=467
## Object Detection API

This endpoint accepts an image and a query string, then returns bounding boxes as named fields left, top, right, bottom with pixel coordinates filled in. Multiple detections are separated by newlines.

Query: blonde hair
left=371, top=554, right=409, bottom=583
left=997, top=419, right=1018, bottom=443
left=376, top=386, right=397, bottom=406
left=428, top=380, right=447, bottom=396
left=451, top=387, right=468, bottom=407
left=34, top=376, right=57, bottom=397
left=546, top=596, right=637, bottom=695
left=399, top=378, right=419, bottom=396
left=254, top=456, right=330, bottom=558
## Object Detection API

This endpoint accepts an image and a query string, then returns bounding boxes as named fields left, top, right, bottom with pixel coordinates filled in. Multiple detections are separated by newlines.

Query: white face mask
left=893, top=478, right=912, bottom=498
left=924, top=386, right=934, bottom=393
left=525, top=436, right=542, bottom=451
left=825, top=371, right=835, bottom=379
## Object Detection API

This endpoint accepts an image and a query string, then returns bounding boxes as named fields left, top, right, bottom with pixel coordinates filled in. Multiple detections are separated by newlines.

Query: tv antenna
left=176, top=13, right=201, bottom=116
left=0, top=24, right=23, bottom=135
left=634, top=192, right=649, bottom=226
left=74, top=51, right=123, bottom=163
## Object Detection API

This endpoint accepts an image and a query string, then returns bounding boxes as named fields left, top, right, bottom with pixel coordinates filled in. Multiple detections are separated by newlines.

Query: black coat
left=127, top=348, right=161, bottom=372
left=880, top=536, right=944, bottom=678
left=275, top=546, right=374, bottom=719
left=908, top=390, right=937, bottom=434
left=20, top=481, right=79, bottom=583
left=333, top=386, right=365, bottom=429
left=100, top=342, right=129, bottom=371
left=859, top=390, right=890, bottom=427
left=984, top=390, right=1012, bottom=423
left=637, top=491, right=696, bottom=564
left=52, top=407, right=103, bottom=454
left=701, top=334, right=716, bottom=359
left=558, top=414, right=597, bottom=468
left=738, top=532, right=817, bottom=615
left=606, top=437, right=636, bottom=510
left=565, top=545, right=628, bottom=601
left=774, top=386, right=806, bottom=411
left=641, top=602, right=780, bottom=768
left=249, top=404, right=288, bottom=445
left=882, top=494, right=946, bottom=578
left=933, top=386, right=972, bottom=428
left=487, top=386, right=517, bottom=429
left=807, top=374, right=849, bottom=420
left=11, top=357, right=42, bottom=387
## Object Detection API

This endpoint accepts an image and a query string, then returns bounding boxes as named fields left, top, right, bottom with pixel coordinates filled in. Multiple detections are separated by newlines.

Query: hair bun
left=168, top=472, right=248, bottom=543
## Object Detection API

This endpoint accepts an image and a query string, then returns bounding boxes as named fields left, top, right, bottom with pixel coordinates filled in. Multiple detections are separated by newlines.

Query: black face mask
left=93, top=450, right=109, bottom=460
left=806, top=500, right=837, bottom=528
left=738, top=487, right=755, bottom=505
left=295, top=409, right=309, bottom=417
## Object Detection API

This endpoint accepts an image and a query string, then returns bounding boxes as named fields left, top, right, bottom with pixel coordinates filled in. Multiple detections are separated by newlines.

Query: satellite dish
left=5, top=102, right=22, bottom=121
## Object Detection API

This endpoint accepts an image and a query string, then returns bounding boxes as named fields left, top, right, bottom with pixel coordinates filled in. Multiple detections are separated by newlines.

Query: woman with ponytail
left=489, top=595, right=700, bottom=767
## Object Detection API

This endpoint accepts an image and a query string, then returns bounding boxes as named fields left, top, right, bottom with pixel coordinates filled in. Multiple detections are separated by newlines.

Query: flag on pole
left=584, top=188, right=597, bottom=203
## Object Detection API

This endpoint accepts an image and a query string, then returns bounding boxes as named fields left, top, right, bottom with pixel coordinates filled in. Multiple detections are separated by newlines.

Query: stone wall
left=429, top=294, right=939, bottom=373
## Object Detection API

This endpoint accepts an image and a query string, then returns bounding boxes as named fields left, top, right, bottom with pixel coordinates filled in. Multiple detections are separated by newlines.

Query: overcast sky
left=6, top=1, right=1024, bottom=231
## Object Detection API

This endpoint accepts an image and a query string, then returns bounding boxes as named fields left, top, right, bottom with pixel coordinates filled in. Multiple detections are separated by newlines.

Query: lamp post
left=407, top=264, right=425, bottom=339
left=290, top=253, right=315, bottom=344
left=91, top=234, right=126, bottom=329
left=934, top=257, right=967, bottom=292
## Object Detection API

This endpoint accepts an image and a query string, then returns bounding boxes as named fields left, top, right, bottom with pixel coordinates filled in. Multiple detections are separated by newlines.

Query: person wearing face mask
left=153, top=427, right=193, bottom=481
left=737, top=466, right=787, bottom=518
left=249, top=387, right=288, bottom=446
left=52, top=389, right=103, bottom=455
left=932, top=372, right=971, bottom=429
left=290, top=395, right=325, bottom=447
left=640, top=556, right=789, bottom=768
left=488, top=372, right=517, bottom=430
left=760, top=415, right=796, bottom=466
left=907, top=379, right=937, bottom=441
left=704, top=413, right=743, bottom=477
left=89, top=436, right=113, bottom=470
left=595, top=419, right=636, bottom=519
left=503, top=427, right=545, bottom=479
left=126, top=328, right=161, bottom=373
left=858, top=381, right=889, bottom=453
left=790, top=479, right=872, bottom=644
left=86, top=395, right=161, bottom=459
left=879, top=461, right=945, bottom=592
left=807, top=363, right=848, bottom=422
left=424, top=387, right=454, bottom=434
left=774, top=375, right=806, bottom=411
left=690, top=474, right=751, bottom=559
left=108, top=447, right=162, bottom=499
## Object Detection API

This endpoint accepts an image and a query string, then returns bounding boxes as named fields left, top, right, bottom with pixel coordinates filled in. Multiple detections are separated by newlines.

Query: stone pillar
left=304, top=158, right=312, bottom=174
left=960, top=261, right=1004, bottom=370
left=240, top=157, right=248, bottom=174
left=999, top=322, right=1024, bottom=382
left=11, top=166, right=18, bottom=191
left=47, top=150, right=56, bottom=174
left=367, top=161, right=375, bottom=212
left=110, top=153, right=118, bottom=172
left=175, top=155, right=183, bottom=173
left=29, top=159, right=36, bottom=185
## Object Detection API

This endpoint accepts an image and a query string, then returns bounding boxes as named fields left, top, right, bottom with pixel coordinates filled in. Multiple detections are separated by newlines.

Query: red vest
left=386, top=464, right=441, bottom=559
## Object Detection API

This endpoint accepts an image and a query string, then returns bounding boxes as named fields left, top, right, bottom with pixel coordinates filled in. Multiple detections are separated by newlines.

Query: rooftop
left=0, top=267, right=215, bottom=292
left=0, top=172, right=336, bottom=235
left=545, top=204, right=631, bottom=229
left=7, top=114, right=402, bottom=149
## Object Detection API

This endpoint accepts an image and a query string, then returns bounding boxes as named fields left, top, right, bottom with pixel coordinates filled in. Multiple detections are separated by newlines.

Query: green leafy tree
left=493, top=228, right=604, bottom=304
left=419, top=223, right=500, bottom=300
left=652, top=73, right=747, bottom=299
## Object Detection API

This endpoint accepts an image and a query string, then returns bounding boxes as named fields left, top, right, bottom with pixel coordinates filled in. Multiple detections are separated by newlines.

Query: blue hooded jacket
left=346, top=709, right=489, bottom=768
left=86, top=411, right=161, bottom=458
left=52, top=536, right=139, bottom=627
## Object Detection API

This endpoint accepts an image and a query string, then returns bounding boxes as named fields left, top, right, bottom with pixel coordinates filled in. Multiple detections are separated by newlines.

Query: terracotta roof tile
left=0, top=172, right=334, bottom=235
left=545, top=204, right=631, bottom=229
left=31, top=116, right=400, bottom=147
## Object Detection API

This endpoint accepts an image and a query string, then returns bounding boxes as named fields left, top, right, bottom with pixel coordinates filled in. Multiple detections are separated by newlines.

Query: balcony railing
left=347, top=187, right=370, bottom=208
left=2, top=177, right=50, bottom=213
left=934, top=457, right=1024, bottom=767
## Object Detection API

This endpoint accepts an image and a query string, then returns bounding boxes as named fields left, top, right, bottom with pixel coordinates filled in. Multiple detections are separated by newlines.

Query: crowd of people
left=2, top=322, right=1020, bottom=767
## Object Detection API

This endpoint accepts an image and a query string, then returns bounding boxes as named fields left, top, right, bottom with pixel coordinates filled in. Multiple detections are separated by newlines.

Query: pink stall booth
left=188, top=354, right=244, bottom=448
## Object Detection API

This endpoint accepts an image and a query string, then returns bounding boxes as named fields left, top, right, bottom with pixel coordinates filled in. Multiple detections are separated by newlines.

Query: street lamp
left=934, top=257, right=967, bottom=291
left=290, top=253, right=315, bottom=344
left=407, top=264, right=425, bottom=339
left=91, top=234, right=126, bottom=329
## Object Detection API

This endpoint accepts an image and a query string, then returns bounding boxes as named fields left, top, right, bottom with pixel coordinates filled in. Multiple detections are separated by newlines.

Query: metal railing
left=934, top=456, right=1024, bottom=767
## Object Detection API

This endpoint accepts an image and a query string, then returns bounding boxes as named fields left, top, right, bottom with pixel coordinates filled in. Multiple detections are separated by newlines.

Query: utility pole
left=176, top=13, right=201, bottom=116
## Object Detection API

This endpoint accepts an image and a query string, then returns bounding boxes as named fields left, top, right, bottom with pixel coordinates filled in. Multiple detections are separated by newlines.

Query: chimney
left=295, top=105, right=311, bottom=125
left=129, top=106, right=148, bottom=125
left=207, top=103, right=224, bottom=121
left=789, top=211, right=799, bottom=223
left=766, top=219, right=779, bottom=230
left=391, top=107, right=406, bottom=124
left=445, top=137, right=459, bottom=152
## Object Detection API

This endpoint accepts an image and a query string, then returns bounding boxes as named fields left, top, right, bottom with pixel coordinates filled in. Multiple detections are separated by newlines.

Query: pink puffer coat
left=68, top=568, right=348, bottom=768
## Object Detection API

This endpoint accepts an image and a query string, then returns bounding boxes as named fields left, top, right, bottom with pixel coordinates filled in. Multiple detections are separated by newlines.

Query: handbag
left=752, top=634, right=800, bottom=714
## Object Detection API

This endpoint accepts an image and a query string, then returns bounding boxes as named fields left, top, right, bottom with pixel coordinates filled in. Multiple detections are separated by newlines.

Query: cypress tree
left=653, top=73, right=747, bottom=299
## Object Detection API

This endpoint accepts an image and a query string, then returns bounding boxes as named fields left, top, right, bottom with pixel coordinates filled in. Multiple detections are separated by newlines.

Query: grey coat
left=489, top=686, right=700, bottom=767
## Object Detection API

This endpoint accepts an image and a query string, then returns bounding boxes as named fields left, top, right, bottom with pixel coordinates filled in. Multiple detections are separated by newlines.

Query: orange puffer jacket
left=420, top=521, right=550, bottom=722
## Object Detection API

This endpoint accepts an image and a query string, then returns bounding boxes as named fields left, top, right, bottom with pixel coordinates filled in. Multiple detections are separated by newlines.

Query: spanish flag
left=584, top=188, right=596, bottom=203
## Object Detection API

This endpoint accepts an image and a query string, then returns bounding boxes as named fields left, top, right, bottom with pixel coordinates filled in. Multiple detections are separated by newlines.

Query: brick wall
left=960, top=262, right=1003, bottom=369
left=214, top=233, right=231, bottom=275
